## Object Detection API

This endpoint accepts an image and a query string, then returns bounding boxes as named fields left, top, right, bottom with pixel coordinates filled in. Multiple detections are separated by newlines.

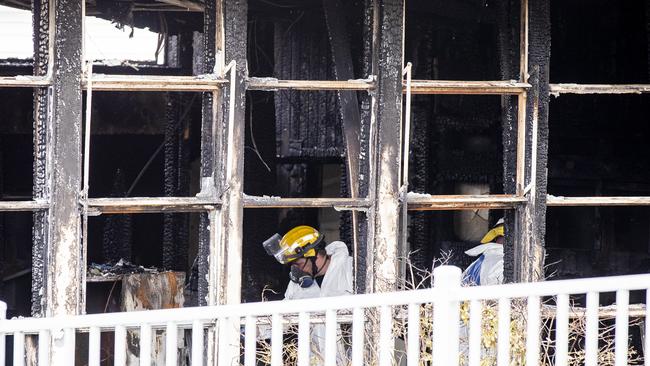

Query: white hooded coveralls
left=459, top=242, right=504, bottom=362
left=462, top=242, right=504, bottom=286
left=284, top=241, right=353, bottom=365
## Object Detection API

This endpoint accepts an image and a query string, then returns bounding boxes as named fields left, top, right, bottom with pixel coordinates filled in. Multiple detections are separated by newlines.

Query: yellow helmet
left=480, top=218, right=505, bottom=244
left=262, top=225, right=323, bottom=264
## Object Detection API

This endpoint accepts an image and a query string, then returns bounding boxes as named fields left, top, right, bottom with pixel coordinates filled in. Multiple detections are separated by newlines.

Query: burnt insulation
left=338, top=164, right=353, bottom=248
left=101, top=169, right=133, bottom=263
left=425, top=24, right=502, bottom=190
left=406, top=20, right=435, bottom=273
left=273, top=14, right=344, bottom=159
left=31, top=0, right=50, bottom=317
left=402, top=0, right=508, bottom=271
left=163, top=92, right=190, bottom=271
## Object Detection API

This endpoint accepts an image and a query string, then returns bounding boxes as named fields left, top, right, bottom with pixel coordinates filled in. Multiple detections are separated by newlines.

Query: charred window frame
left=545, top=6, right=650, bottom=277
left=10, top=0, right=650, bottom=320
left=78, top=0, right=232, bottom=313
left=401, top=0, right=537, bottom=283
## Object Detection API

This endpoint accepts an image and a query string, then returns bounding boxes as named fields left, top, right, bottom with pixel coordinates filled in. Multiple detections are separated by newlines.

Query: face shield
left=262, top=233, right=291, bottom=264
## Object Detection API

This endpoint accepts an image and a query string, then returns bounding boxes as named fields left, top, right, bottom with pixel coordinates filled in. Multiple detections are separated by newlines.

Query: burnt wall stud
left=497, top=0, right=520, bottom=283
left=47, top=0, right=83, bottom=325
left=197, top=0, right=219, bottom=307
left=210, top=0, right=248, bottom=304
left=515, top=0, right=549, bottom=282
left=215, top=0, right=247, bottom=306
left=209, top=0, right=248, bottom=363
left=31, top=0, right=52, bottom=317
left=368, top=0, right=404, bottom=294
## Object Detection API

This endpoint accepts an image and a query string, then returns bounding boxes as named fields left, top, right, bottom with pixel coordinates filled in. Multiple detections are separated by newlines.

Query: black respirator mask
left=289, top=255, right=330, bottom=288
left=290, top=263, right=315, bottom=288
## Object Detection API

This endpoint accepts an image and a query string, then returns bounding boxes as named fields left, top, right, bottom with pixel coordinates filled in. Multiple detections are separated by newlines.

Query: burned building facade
left=0, top=0, right=649, bottom=320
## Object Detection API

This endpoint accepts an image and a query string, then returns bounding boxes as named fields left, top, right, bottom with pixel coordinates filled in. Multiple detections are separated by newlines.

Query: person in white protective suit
left=262, top=225, right=353, bottom=364
left=459, top=218, right=505, bottom=363
left=462, top=217, right=504, bottom=286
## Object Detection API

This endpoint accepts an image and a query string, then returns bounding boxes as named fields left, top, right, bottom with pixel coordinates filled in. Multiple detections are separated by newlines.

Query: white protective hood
left=463, top=243, right=504, bottom=286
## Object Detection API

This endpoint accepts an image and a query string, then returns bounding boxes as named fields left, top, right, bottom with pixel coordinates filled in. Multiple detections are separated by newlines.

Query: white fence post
left=432, top=265, right=462, bottom=366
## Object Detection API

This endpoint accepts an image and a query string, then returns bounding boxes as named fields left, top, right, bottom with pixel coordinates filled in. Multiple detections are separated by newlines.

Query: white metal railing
left=0, top=266, right=648, bottom=365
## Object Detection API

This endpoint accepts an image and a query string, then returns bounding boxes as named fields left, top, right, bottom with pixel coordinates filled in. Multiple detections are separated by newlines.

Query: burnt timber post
left=498, top=0, right=520, bottom=283
left=46, top=0, right=83, bottom=321
left=217, top=0, right=247, bottom=308
left=211, top=0, right=248, bottom=363
left=368, top=0, right=404, bottom=294
left=197, top=0, right=218, bottom=307
left=31, top=0, right=52, bottom=317
left=515, top=0, right=550, bottom=282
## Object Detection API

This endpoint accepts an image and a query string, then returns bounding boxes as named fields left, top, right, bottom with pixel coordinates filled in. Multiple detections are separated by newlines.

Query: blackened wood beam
left=46, top=0, right=83, bottom=324
left=243, top=196, right=371, bottom=209
left=82, top=75, right=227, bottom=91
left=407, top=80, right=529, bottom=95
left=0, top=201, right=48, bottom=211
left=368, top=0, right=404, bottom=294
left=215, top=0, right=247, bottom=309
left=516, top=0, right=550, bottom=283
left=210, top=0, right=248, bottom=363
left=549, top=83, right=650, bottom=95
left=86, top=197, right=220, bottom=214
left=546, top=196, right=650, bottom=207
left=197, top=0, right=219, bottom=307
left=407, top=194, right=525, bottom=210
left=354, top=0, right=374, bottom=294
left=496, top=0, right=519, bottom=283
left=247, top=78, right=374, bottom=91
left=0, top=76, right=50, bottom=88
left=31, top=0, right=51, bottom=317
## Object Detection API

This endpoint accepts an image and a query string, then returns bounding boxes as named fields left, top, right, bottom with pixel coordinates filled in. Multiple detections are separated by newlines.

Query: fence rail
left=0, top=266, right=648, bottom=365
